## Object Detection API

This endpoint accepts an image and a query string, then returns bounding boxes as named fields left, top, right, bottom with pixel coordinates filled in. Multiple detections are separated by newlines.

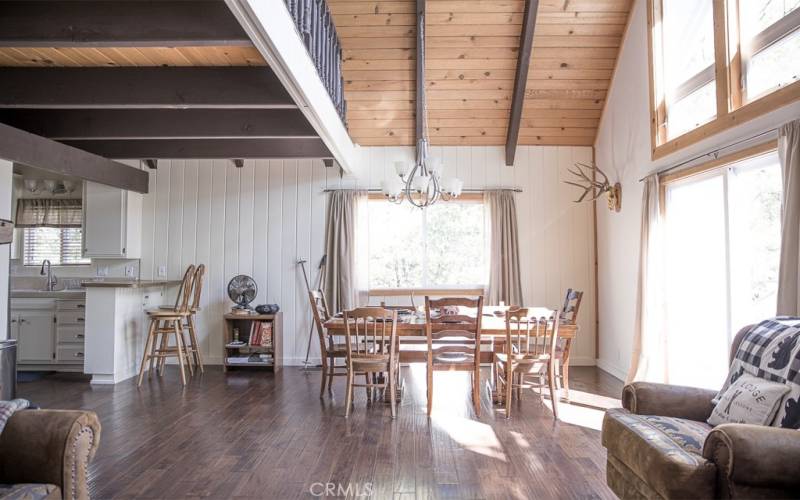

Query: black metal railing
left=284, top=0, right=346, bottom=124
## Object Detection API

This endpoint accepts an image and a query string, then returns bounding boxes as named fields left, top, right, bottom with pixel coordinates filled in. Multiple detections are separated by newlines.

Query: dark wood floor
left=19, top=365, right=623, bottom=500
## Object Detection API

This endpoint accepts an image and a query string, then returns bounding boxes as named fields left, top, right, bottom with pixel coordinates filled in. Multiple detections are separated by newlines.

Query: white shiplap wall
left=138, top=145, right=596, bottom=365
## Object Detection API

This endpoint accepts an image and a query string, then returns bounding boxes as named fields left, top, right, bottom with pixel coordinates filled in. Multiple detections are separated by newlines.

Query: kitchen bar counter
left=80, top=279, right=180, bottom=288
left=10, top=289, right=86, bottom=299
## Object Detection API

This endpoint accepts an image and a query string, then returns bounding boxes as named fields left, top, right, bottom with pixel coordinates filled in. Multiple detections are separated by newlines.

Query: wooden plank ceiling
left=0, top=46, right=265, bottom=66
left=330, top=0, right=632, bottom=147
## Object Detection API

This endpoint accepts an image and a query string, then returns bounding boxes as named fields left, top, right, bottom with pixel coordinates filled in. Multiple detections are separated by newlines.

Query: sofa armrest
left=622, top=382, right=717, bottom=421
left=0, top=409, right=101, bottom=500
left=703, top=423, right=800, bottom=492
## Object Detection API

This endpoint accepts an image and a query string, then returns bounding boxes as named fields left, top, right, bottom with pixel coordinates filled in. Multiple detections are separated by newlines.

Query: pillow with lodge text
left=708, top=374, right=790, bottom=426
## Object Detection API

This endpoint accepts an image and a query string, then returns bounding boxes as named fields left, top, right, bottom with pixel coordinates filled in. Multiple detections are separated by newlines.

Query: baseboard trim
left=596, top=358, right=627, bottom=382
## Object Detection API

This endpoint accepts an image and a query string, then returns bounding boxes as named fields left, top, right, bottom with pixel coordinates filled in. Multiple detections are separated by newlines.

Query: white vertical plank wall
left=138, top=145, right=596, bottom=366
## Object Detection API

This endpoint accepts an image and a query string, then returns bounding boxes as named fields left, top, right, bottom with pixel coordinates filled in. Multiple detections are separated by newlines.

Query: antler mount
left=564, top=162, right=621, bottom=212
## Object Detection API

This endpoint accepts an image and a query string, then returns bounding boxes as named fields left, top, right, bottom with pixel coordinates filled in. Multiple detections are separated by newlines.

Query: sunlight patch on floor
left=542, top=389, right=622, bottom=431
left=432, top=414, right=508, bottom=462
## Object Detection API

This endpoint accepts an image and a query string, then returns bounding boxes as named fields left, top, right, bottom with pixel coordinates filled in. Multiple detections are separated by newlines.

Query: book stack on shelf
left=223, top=312, right=282, bottom=371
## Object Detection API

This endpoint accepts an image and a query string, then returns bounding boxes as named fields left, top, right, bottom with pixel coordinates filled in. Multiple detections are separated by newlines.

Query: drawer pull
left=77, top=304, right=85, bottom=309
left=77, top=317, right=85, bottom=322
left=77, top=334, right=85, bottom=339
left=74, top=352, right=84, bottom=357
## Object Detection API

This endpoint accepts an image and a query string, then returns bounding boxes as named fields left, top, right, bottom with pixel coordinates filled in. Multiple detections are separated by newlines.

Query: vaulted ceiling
left=329, top=0, right=632, bottom=147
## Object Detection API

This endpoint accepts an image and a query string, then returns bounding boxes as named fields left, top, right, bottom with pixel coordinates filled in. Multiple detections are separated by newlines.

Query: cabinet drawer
left=57, top=311, right=85, bottom=325
left=56, top=346, right=85, bottom=364
left=57, top=327, right=85, bottom=344
left=57, top=300, right=86, bottom=311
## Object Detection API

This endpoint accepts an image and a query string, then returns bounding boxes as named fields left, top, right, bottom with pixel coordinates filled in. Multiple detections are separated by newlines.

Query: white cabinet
left=12, top=310, right=55, bottom=363
left=82, top=181, right=142, bottom=259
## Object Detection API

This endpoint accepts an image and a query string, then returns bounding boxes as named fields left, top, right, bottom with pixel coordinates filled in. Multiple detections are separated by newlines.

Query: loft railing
left=284, top=0, right=346, bottom=124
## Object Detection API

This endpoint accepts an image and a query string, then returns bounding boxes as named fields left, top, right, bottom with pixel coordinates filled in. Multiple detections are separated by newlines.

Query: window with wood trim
left=660, top=147, right=781, bottom=389
left=366, top=197, right=487, bottom=290
left=648, top=0, right=800, bottom=158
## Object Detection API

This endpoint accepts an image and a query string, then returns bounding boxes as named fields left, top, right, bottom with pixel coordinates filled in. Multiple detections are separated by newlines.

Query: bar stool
left=184, top=264, right=205, bottom=372
left=137, top=265, right=195, bottom=386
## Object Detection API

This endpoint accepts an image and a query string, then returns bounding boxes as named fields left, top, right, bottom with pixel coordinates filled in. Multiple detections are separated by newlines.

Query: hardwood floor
left=18, top=365, right=623, bottom=499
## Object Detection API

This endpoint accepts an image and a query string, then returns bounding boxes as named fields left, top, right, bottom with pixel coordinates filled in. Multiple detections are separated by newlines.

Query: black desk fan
left=227, top=274, right=257, bottom=314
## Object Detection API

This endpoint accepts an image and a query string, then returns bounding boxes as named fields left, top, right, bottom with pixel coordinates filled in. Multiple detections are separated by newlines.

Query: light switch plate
left=125, top=265, right=136, bottom=278
left=158, top=265, right=167, bottom=277
left=97, top=266, right=109, bottom=277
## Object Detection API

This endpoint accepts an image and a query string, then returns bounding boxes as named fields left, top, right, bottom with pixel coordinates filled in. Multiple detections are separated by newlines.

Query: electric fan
left=227, top=275, right=257, bottom=314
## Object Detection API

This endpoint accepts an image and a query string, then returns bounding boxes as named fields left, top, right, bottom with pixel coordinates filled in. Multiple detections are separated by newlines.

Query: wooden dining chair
left=424, top=296, right=484, bottom=417
left=557, top=288, right=583, bottom=399
left=309, top=289, right=348, bottom=397
left=138, top=265, right=195, bottom=386
left=493, top=308, right=560, bottom=420
left=184, top=264, right=205, bottom=373
left=342, top=307, right=400, bottom=418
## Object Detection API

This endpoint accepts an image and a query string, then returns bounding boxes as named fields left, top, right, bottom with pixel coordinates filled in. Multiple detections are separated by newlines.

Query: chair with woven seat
left=343, top=306, right=400, bottom=418
left=556, top=288, right=583, bottom=399
left=309, top=290, right=349, bottom=397
left=424, top=296, right=484, bottom=417
left=137, top=265, right=195, bottom=386
left=493, top=308, right=560, bottom=420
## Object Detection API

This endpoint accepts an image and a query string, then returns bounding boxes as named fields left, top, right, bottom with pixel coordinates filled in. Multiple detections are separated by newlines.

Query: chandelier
left=379, top=0, right=462, bottom=208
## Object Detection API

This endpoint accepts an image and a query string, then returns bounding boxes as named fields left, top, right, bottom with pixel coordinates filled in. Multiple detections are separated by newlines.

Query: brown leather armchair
left=602, top=326, right=800, bottom=499
left=0, top=410, right=101, bottom=500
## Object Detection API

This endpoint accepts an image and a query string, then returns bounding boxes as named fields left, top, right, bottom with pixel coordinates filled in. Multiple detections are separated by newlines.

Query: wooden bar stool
left=137, top=265, right=195, bottom=386
left=184, top=264, right=205, bottom=373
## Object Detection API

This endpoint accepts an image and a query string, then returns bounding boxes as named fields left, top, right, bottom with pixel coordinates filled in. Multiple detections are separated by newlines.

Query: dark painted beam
left=0, top=67, right=295, bottom=109
left=0, top=109, right=317, bottom=139
left=0, top=123, right=148, bottom=193
left=0, top=1, right=250, bottom=47
left=60, top=138, right=332, bottom=159
left=505, top=0, right=539, bottom=166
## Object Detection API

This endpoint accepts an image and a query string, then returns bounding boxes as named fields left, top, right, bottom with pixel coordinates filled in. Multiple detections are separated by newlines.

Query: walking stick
left=300, top=255, right=327, bottom=369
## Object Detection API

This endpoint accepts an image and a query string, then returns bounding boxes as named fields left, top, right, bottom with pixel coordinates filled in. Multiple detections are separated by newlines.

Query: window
left=648, top=0, right=800, bottom=157
left=367, top=198, right=487, bottom=289
left=658, top=0, right=717, bottom=139
left=23, top=227, right=89, bottom=266
left=662, top=150, right=782, bottom=389
left=740, top=0, right=800, bottom=101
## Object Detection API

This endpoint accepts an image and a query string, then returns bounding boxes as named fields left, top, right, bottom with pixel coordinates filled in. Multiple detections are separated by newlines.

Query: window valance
left=15, top=199, right=83, bottom=228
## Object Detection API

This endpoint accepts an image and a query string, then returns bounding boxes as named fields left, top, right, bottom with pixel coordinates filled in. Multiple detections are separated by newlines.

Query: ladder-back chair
left=309, top=290, right=348, bottom=397
left=424, top=296, right=484, bottom=417
left=342, top=307, right=400, bottom=418
left=557, top=288, right=583, bottom=399
left=493, top=308, right=560, bottom=419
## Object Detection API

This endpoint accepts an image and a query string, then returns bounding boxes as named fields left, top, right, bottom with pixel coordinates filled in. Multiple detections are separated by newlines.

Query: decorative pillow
left=708, top=374, right=790, bottom=426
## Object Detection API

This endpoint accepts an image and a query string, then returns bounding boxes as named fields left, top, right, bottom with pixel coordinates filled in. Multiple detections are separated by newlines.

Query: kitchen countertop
left=11, top=289, right=86, bottom=299
left=80, top=279, right=181, bottom=289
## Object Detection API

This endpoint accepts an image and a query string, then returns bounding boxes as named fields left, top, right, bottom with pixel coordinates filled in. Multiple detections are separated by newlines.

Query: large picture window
left=367, top=198, right=487, bottom=290
left=662, top=149, right=782, bottom=389
left=648, top=0, right=800, bottom=157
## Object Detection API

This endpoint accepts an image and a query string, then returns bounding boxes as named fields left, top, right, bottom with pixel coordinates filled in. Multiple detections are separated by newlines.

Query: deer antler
left=565, top=162, right=613, bottom=203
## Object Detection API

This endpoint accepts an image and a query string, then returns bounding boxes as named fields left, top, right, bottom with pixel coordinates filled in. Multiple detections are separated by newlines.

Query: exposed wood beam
left=0, top=67, right=295, bottom=109
left=0, top=123, right=148, bottom=193
left=0, top=1, right=250, bottom=47
left=59, top=138, right=332, bottom=159
left=505, top=0, right=539, bottom=166
left=0, top=109, right=317, bottom=140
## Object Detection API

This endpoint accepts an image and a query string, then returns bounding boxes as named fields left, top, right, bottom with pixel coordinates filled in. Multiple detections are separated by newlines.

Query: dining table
left=323, top=306, right=578, bottom=364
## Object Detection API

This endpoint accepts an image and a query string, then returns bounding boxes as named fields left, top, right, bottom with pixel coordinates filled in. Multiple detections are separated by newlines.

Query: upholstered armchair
left=0, top=410, right=101, bottom=500
left=602, top=326, right=800, bottom=499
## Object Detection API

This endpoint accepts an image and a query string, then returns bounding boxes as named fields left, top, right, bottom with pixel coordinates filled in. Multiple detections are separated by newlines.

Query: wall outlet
left=125, top=265, right=136, bottom=278
left=158, top=265, right=167, bottom=277
left=96, top=266, right=109, bottom=277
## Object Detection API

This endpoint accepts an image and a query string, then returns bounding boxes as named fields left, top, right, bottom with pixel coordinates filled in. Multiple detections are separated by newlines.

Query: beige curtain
left=777, top=119, right=800, bottom=316
left=485, top=190, right=523, bottom=306
left=15, top=199, right=82, bottom=228
left=627, top=174, right=667, bottom=383
left=323, top=190, right=366, bottom=314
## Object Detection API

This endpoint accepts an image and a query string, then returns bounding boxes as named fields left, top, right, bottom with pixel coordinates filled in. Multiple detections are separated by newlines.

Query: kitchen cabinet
left=82, top=181, right=142, bottom=259
left=12, top=310, right=55, bottom=363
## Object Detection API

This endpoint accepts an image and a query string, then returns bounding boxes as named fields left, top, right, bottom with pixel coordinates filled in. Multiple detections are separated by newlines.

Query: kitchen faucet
left=40, top=259, right=57, bottom=291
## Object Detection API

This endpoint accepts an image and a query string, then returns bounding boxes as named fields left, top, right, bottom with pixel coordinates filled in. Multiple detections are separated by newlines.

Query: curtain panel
left=322, top=190, right=367, bottom=314
left=777, top=119, right=800, bottom=316
left=485, top=190, right=523, bottom=307
left=15, top=199, right=82, bottom=228
left=627, top=174, right=667, bottom=383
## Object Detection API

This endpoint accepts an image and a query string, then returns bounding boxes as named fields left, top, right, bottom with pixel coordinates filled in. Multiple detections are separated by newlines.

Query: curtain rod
left=638, top=127, right=779, bottom=182
left=323, top=187, right=523, bottom=193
